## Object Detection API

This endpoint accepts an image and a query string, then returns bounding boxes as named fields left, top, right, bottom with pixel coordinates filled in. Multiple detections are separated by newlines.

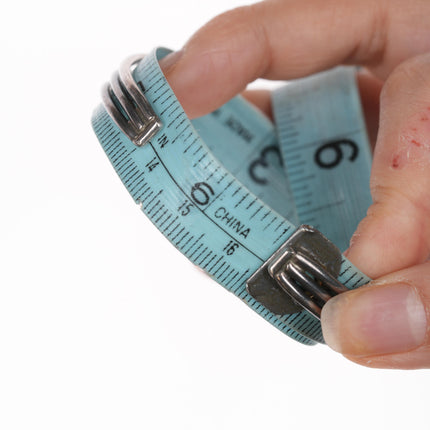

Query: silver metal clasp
left=246, top=225, right=348, bottom=320
left=101, top=54, right=162, bottom=146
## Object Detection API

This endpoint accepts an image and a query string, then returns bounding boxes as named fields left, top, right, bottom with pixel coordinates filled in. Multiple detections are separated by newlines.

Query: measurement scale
left=92, top=47, right=372, bottom=345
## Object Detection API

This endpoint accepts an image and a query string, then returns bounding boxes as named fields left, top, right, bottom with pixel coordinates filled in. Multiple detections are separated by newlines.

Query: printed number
left=178, top=199, right=193, bottom=216
left=248, top=145, right=282, bottom=185
left=314, top=139, right=359, bottom=169
left=145, top=156, right=159, bottom=172
left=190, top=182, right=214, bottom=206
left=157, top=133, right=169, bottom=149
left=223, top=240, right=239, bottom=256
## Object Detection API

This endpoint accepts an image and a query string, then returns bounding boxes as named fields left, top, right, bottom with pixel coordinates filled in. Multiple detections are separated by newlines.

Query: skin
left=159, top=0, right=430, bottom=369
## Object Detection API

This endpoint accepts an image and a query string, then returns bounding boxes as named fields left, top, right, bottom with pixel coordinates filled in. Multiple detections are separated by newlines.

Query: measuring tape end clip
left=247, top=225, right=347, bottom=320
left=101, top=54, right=162, bottom=147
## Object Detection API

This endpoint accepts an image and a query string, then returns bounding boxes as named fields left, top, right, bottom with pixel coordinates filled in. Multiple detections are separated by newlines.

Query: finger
left=241, top=89, right=272, bottom=120
left=321, top=261, right=430, bottom=369
left=322, top=53, right=430, bottom=369
left=356, top=69, right=383, bottom=150
left=241, top=71, right=383, bottom=147
left=160, top=0, right=430, bottom=118
left=345, top=53, right=430, bottom=279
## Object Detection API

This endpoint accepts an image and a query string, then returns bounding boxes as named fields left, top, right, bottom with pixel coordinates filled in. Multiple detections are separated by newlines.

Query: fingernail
left=159, top=50, right=184, bottom=75
left=321, top=284, right=427, bottom=356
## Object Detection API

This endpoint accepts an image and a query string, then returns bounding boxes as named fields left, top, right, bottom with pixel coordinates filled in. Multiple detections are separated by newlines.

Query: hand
left=160, top=0, right=430, bottom=369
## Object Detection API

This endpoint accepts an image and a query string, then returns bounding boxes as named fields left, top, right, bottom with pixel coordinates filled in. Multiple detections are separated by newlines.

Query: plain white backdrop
left=1, top=0, right=429, bottom=429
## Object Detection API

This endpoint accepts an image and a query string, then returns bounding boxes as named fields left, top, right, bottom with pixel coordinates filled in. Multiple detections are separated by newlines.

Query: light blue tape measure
left=92, top=47, right=372, bottom=345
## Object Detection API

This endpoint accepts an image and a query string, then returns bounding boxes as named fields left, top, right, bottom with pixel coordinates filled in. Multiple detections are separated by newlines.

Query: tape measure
left=91, top=47, right=372, bottom=345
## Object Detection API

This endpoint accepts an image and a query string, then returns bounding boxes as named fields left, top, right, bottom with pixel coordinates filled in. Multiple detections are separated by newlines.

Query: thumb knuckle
left=381, top=54, right=430, bottom=104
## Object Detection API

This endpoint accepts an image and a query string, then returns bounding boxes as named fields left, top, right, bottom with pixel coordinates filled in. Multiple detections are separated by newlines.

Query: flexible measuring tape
left=91, top=47, right=372, bottom=345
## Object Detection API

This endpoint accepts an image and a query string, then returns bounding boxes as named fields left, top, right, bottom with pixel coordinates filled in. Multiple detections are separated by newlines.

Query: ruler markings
left=216, top=172, right=228, bottom=185
left=160, top=99, right=176, bottom=116
left=117, top=158, right=134, bottom=175
left=153, top=87, right=169, bottom=103
left=273, top=225, right=292, bottom=245
left=182, top=234, right=195, bottom=251
left=154, top=209, right=169, bottom=228
left=209, top=256, right=224, bottom=273
left=231, top=270, right=250, bottom=294
left=162, top=215, right=178, bottom=234
left=107, top=142, right=125, bottom=159
left=205, top=165, right=220, bottom=182
left=168, top=111, right=183, bottom=126
left=135, top=183, right=150, bottom=201
left=146, top=75, right=164, bottom=92
left=124, top=168, right=140, bottom=186
left=273, top=220, right=285, bottom=232
left=250, top=204, right=264, bottom=220
left=224, top=270, right=239, bottom=288
left=203, top=254, right=218, bottom=270
left=188, top=243, right=204, bottom=261
left=183, top=137, right=199, bottom=154
left=221, top=267, right=235, bottom=284
left=263, top=215, right=277, bottom=231
left=231, top=186, right=241, bottom=198
left=175, top=117, right=187, bottom=130
left=260, top=210, right=271, bottom=222
left=171, top=226, right=185, bottom=242
left=146, top=199, right=161, bottom=216
left=175, top=230, right=190, bottom=247
left=158, top=93, right=173, bottom=106
left=185, top=234, right=205, bottom=255
left=166, top=104, right=180, bottom=120
left=343, top=271, right=358, bottom=286
left=129, top=175, right=146, bottom=195
left=196, top=248, right=212, bottom=266
left=143, top=194, right=161, bottom=213
left=172, top=125, right=190, bottom=144
left=351, top=276, right=365, bottom=289
left=234, top=191, right=249, bottom=209
left=110, top=146, right=127, bottom=164
left=213, top=261, right=227, bottom=277
left=151, top=204, right=165, bottom=221
left=166, top=221, right=181, bottom=238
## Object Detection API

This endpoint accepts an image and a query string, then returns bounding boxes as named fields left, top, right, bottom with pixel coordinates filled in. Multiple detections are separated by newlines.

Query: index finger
left=160, top=0, right=430, bottom=118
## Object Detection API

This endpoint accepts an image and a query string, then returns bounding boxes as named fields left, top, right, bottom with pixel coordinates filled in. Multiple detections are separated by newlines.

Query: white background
left=1, top=0, right=429, bottom=429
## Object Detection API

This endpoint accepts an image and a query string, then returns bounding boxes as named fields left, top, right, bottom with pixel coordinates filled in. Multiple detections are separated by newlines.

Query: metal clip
left=246, top=225, right=348, bottom=319
left=101, top=54, right=162, bottom=146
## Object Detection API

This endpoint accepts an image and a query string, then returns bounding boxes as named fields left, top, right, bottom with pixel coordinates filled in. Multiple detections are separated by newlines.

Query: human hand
left=160, top=0, right=430, bottom=369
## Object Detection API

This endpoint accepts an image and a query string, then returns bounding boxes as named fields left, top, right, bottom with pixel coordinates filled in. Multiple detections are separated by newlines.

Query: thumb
left=345, top=53, right=430, bottom=279
left=321, top=53, right=430, bottom=369
left=321, top=262, right=430, bottom=369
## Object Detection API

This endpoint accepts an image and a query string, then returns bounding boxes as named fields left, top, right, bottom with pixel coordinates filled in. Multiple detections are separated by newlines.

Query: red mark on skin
left=393, top=108, right=430, bottom=170
left=391, top=154, right=401, bottom=169
left=391, top=151, right=408, bottom=169
left=411, top=139, right=422, bottom=147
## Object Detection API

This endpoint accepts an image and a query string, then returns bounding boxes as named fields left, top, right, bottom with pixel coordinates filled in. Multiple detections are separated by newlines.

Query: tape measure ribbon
left=92, top=48, right=372, bottom=345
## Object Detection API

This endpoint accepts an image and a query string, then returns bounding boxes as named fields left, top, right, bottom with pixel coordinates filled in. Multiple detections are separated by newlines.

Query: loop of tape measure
left=91, top=47, right=372, bottom=345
